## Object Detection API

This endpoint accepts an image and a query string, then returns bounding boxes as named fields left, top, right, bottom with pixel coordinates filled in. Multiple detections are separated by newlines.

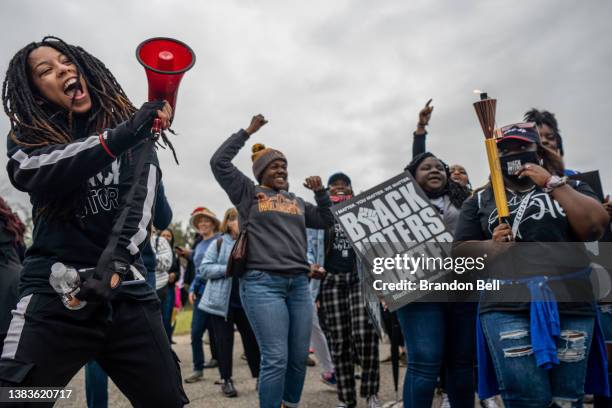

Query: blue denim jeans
left=162, top=285, right=175, bottom=340
left=240, top=270, right=313, bottom=408
left=396, top=302, right=476, bottom=408
left=481, top=311, right=595, bottom=408
left=190, top=297, right=214, bottom=371
left=85, top=360, right=108, bottom=408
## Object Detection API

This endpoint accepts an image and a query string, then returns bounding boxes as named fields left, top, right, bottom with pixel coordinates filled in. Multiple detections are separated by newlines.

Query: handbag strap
left=216, top=236, right=223, bottom=254
left=241, top=194, right=256, bottom=231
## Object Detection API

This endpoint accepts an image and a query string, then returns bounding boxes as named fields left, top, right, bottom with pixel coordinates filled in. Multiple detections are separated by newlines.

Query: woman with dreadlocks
left=0, top=37, right=187, bottom=407
left=396, top=142, right=475, bottom=407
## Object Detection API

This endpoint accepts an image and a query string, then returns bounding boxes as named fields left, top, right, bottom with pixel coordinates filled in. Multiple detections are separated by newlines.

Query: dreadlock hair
left=3, top=36, right=136, bottom=148
left=0, top=196, right=26, bottom=244
left=2, top=36, right=177, bottom=222
left=404, top=152, right=471, bottom=209
left=524, top=108, right=564, bottom=156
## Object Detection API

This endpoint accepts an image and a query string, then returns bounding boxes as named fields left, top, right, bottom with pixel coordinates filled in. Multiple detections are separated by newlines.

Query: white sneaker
left=440, top=393, right=451, bottom=408
left=367, top=395, right=382, bottom=408
left=480, top=397, right=502, bottom=408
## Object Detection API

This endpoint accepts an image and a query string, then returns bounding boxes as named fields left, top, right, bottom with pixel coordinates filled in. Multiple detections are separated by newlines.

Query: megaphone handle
left=151, top=118, right=162, bottom=139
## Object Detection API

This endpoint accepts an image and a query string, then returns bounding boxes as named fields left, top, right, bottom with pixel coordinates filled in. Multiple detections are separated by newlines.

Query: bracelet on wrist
left=543, top=175, right=568, bottom=193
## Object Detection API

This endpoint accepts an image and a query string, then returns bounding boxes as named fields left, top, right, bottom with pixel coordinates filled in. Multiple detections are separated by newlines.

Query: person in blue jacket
left=181, top=206, right=221, bottom=382
left=199, top=207, right=260, bottom=398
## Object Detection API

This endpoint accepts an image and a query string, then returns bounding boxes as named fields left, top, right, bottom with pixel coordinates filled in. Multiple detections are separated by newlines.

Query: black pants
left=0, top=293, right=188, bottom=408
left=210, top=307, right=260, bottom=380
left=156, top=286, right=167, bottom=305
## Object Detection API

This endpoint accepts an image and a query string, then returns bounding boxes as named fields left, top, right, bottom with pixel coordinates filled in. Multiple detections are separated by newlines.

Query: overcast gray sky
left=2, top=0, right=611, bottom=226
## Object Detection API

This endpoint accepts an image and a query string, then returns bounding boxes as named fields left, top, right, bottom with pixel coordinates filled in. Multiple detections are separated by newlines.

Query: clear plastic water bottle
left=49, top=262, right=86, bottom=310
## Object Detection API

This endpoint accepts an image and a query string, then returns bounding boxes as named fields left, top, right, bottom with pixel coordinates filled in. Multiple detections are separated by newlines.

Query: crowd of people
left=1, top=36, right=612, bottom=408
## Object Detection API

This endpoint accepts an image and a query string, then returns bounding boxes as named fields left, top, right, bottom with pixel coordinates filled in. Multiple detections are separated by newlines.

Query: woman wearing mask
left=0, top=37, right=186, bottom=406
left=397, top=148, right=473, bottom=407
left=199, top=207, right=261, bottom=398
left=210, top=114, right=334, bottom=408
left=308, top=173, right=382, bottom=408
left=454, top=122, right=610, bottom=407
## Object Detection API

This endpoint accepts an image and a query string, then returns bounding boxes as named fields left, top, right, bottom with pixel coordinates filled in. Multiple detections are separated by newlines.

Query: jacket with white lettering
left=6, top=116, right=160, bottom=298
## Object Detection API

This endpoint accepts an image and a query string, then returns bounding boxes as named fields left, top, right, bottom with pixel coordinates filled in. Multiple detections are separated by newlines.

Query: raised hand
left=303, top=176, right=324, bottom=192
left=418, top=99, right=434, bottom=128
left=245, top=114, right=268, bottom=135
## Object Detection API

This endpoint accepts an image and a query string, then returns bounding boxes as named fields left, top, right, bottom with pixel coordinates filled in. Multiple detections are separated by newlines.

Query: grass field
left=174, top=306, right=193, bottom=336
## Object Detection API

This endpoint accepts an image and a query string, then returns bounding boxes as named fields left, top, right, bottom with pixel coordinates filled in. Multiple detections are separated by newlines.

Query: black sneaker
left=222, top=379, right=238, bottom=398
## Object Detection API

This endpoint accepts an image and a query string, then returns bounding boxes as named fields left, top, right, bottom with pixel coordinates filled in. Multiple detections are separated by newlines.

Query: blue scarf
left=476, top=267, right=610, bottom=399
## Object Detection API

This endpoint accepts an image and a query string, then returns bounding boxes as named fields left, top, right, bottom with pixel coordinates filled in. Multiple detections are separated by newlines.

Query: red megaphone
left=136, top=37, right=196, bottom=136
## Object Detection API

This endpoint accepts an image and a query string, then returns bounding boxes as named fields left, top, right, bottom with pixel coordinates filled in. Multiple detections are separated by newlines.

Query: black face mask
left=499, top=151, right=541, bottom=186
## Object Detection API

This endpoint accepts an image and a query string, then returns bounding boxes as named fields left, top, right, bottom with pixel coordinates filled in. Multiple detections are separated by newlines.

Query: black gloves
left=129, top=101, right=167, bottom=139
left=75, top=260, right=131, bottom=302
left=105, top=101, right=166, bottom=155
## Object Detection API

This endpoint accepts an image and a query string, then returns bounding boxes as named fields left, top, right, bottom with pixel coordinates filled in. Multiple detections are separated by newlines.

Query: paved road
left=56, top=334, right=405, bottom=407
left=53, top=334, right=596, bottom=408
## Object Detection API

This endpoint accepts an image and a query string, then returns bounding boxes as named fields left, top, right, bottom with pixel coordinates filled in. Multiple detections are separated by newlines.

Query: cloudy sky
left=1, top=0, right=611, bottom=225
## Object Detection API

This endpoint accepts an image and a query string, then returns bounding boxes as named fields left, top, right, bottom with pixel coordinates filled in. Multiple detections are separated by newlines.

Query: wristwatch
left=543, top=175, right=568, bottom=193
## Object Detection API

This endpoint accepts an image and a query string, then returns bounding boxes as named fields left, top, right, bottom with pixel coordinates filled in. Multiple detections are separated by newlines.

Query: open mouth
left=428, top=175, right=443, bottom=182
left=63, top=77, right=86, bottom=100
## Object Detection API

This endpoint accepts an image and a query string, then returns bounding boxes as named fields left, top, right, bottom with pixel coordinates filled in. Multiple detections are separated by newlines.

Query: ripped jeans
left=481, top=311, right=594, bottom=408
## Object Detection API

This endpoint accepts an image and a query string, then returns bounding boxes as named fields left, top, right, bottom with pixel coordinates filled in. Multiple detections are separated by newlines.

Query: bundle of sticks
left=473, top=92, right=509, bottom=221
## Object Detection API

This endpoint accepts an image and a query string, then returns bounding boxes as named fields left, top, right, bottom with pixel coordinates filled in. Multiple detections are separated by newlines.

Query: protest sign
left=569, top=170, right=604, bottom=202
left=331, top=171, right=454, bottom=311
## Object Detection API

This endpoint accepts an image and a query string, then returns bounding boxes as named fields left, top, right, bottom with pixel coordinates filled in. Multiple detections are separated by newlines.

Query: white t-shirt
left=151, top=235, right=172, bottom=290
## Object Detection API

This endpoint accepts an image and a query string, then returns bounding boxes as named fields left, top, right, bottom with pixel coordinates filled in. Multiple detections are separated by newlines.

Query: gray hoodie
left=210, top=130, right=334, bottom=275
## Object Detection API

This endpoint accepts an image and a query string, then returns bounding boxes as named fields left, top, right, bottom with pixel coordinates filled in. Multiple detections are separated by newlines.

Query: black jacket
left=6, top=116, right=160, bottom=298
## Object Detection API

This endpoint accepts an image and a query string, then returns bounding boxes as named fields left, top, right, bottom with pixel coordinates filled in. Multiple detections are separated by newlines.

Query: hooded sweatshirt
left=210, top=130, right=334, bottom=275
